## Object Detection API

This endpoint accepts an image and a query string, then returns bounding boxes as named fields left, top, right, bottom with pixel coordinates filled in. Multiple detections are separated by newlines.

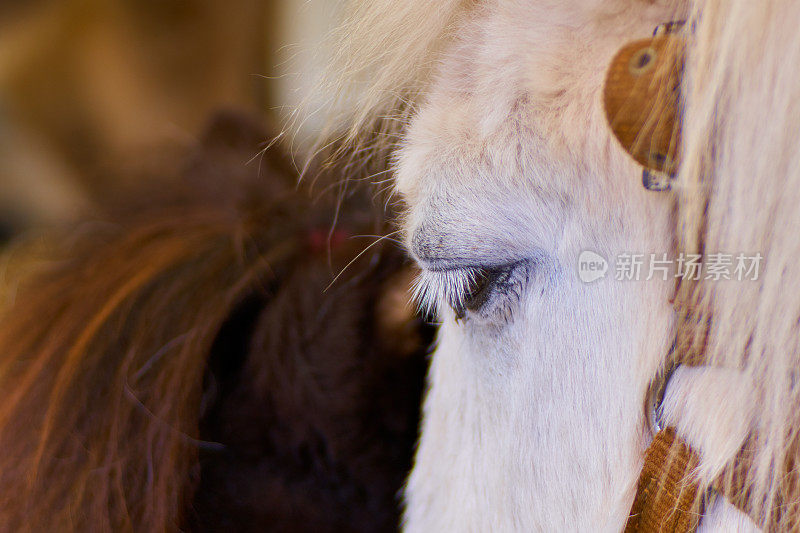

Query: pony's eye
left=461, top=268, right=506, bottom=314
left=454, top=263, right=529, bottom=322
left=412, top=261, right=530, bottom=323
left=451, top=269, right=492, bottom=319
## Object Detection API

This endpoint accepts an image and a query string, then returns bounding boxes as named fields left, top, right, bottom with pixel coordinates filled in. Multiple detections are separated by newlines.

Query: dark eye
left=464, top=268, right=505, bottom=313
left=455, top=262, right=530, bottom=322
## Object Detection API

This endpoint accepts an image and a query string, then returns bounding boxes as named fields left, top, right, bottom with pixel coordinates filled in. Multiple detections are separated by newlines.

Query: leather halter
left=604, top=23, right=684, bottom=190
left=604, top=22, right=711, bottom=532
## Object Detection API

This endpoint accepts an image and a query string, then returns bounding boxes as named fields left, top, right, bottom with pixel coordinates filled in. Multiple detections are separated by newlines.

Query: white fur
left=661, top=366, right=755, bottom=483
left=661, top=367, right=760, bottom=531
left=698, top=498, right=761, bottom=533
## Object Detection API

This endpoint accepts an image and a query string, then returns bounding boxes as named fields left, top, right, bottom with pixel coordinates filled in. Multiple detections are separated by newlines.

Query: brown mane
left=0, top=112, right=428, bottom=531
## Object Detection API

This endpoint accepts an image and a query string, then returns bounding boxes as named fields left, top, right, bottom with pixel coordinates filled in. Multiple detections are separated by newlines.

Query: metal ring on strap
left=647, top=362, right=681, bottom=435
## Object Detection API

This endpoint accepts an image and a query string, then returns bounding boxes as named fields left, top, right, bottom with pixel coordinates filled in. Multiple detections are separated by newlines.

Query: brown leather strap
left=603, top=33, right=684, bottom=177
left=624, top=428, right=703, bottom=533
left=624, top=283, right=710, bottom=531
left=604, top=23, right=711, bottom=531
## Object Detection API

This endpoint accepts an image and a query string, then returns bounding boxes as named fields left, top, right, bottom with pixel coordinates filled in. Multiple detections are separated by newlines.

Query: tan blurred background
left=0, top=0, right=338, bottom=241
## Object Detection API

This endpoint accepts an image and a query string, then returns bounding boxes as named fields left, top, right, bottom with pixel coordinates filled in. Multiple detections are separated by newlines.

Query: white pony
left=317, top=0, right=800, bottom=530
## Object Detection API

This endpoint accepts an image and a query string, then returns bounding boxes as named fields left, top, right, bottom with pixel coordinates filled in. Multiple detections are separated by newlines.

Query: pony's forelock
left=295, top=0, right=475, bottom=165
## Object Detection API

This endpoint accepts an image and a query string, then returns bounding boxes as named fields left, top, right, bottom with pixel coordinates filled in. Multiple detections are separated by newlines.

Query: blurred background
left=0, top=0, right=339, bottom=242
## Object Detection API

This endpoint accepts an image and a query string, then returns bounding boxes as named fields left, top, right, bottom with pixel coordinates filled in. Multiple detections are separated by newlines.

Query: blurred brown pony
left=0, top=111, right=429, bottom=532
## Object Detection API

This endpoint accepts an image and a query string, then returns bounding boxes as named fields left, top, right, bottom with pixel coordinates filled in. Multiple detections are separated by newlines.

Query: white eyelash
left=411, top=267, right=480, bottom=318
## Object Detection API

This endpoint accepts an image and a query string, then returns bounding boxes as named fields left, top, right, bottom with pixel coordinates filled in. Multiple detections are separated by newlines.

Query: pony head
left=319, top=0, right=800, bottom=528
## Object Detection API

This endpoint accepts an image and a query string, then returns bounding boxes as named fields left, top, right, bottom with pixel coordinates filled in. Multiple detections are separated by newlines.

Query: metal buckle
left=653, top=20, right=686, bottom=37
left=642, top=168, right=673, bottom=192
left=647, top=362, right=681, bottom=435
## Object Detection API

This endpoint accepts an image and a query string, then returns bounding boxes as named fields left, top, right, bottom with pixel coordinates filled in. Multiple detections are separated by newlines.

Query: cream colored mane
left=677, top=1, right=800, bottom=526
left=318, top=0, right=800, bottom=529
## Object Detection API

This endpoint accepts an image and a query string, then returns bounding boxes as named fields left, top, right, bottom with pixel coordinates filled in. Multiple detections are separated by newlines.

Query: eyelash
left=411, top=263, right=529, bottom=322
left=411, top=267, right=481, bottom=318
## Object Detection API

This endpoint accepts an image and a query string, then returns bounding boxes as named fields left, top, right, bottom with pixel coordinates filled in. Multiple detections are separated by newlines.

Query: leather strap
left=603, top=32, right=684, bottom=178
left=624, top=428, right=703, bottom=533
left=605, top=24, right=709, bottom=532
